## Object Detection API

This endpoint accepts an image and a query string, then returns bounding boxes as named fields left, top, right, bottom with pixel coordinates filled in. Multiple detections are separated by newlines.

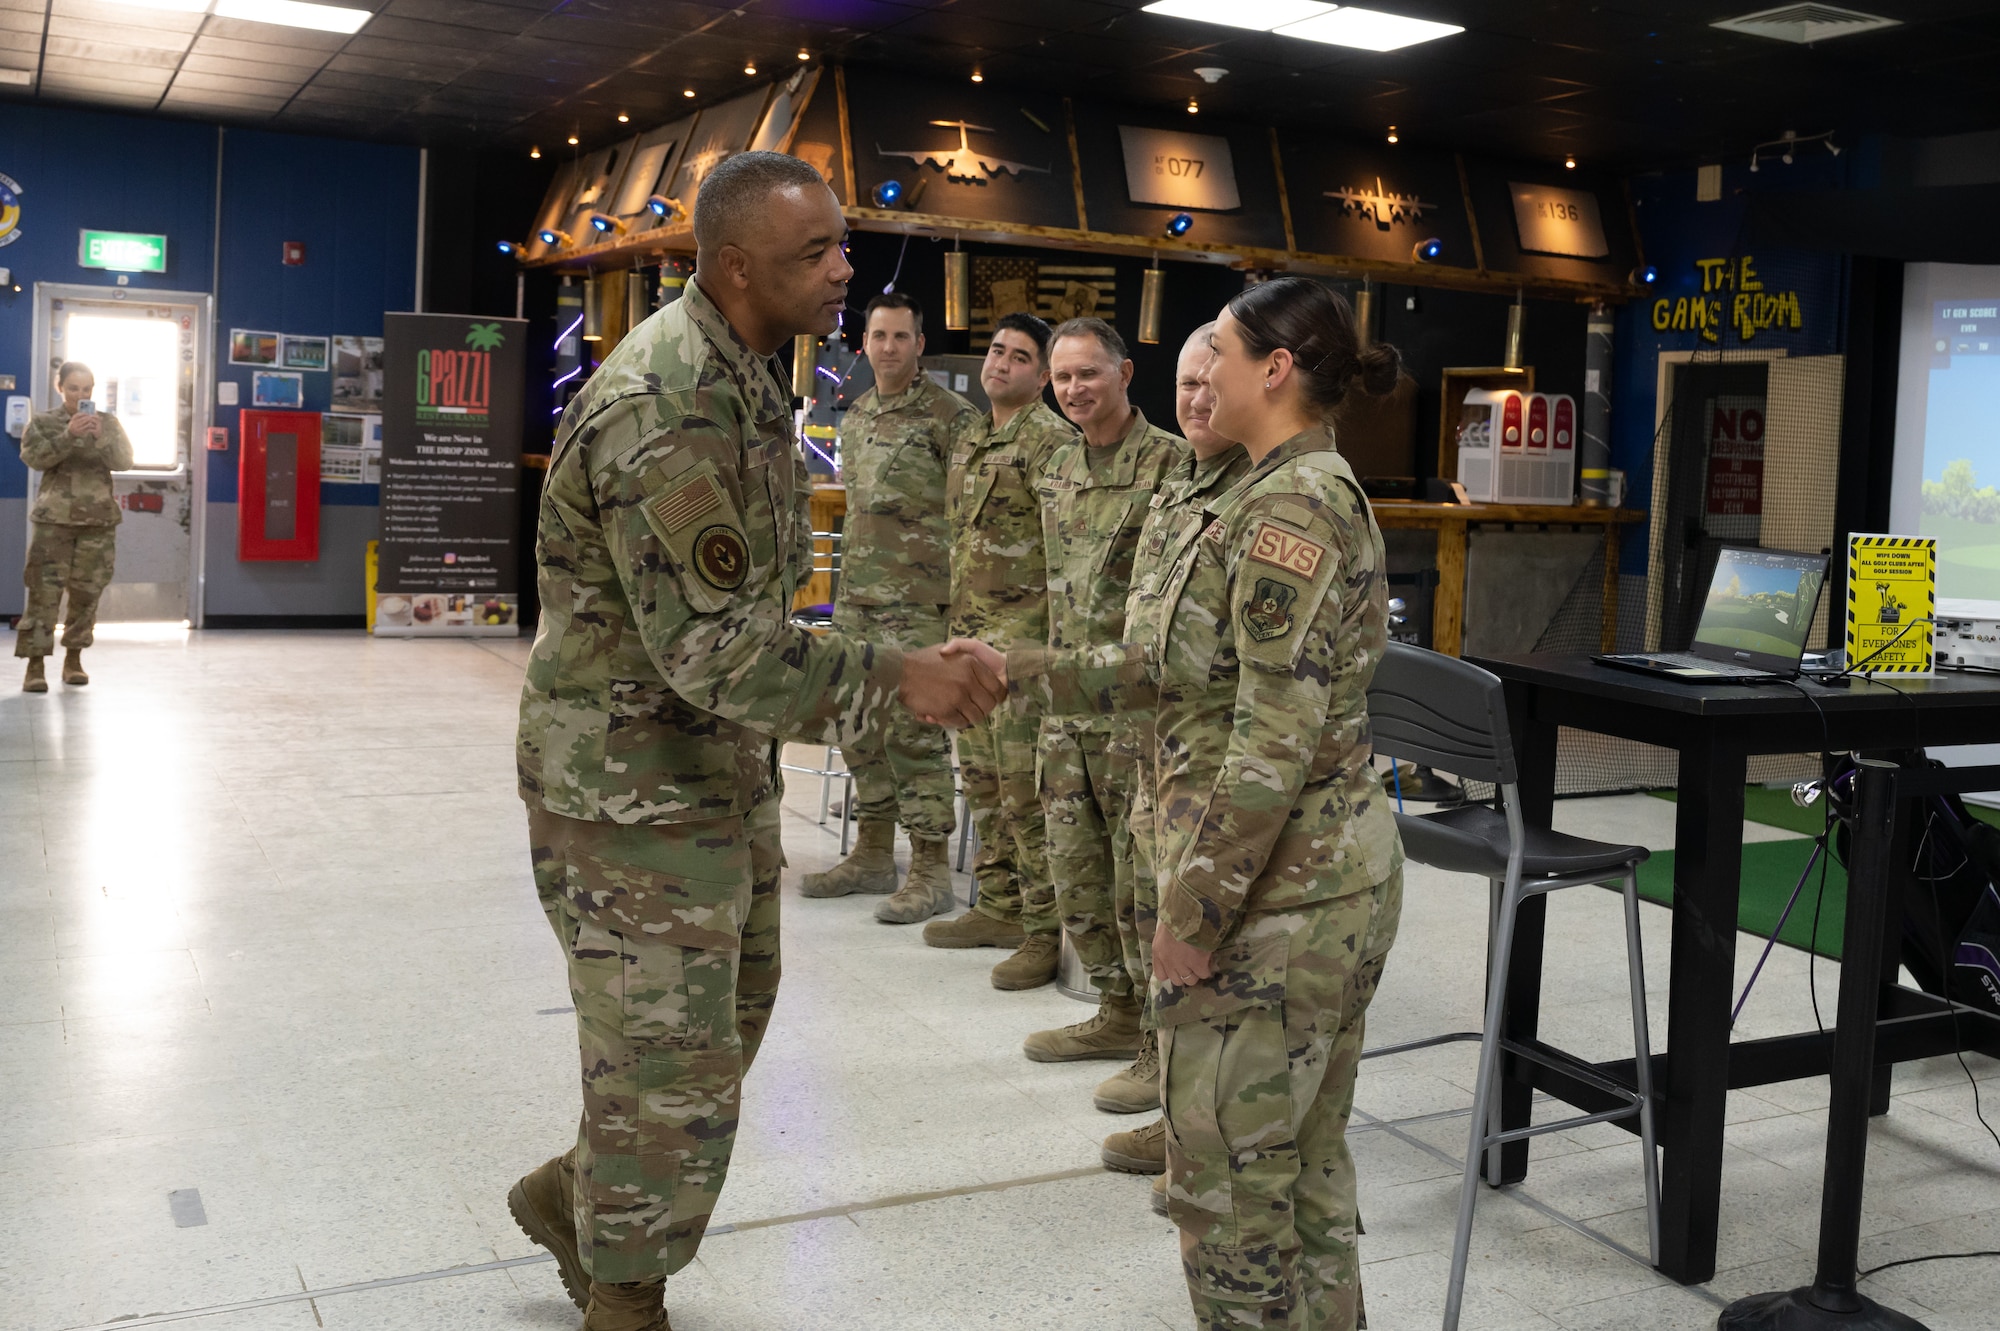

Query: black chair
left=1365, top=641, right=1660, bottom=1330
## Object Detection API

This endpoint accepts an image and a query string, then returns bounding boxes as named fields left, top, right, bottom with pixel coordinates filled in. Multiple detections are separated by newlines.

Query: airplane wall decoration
left=1326, top=177, right=1433, bottom=230
left=877, top=120, right=1050, bottom=184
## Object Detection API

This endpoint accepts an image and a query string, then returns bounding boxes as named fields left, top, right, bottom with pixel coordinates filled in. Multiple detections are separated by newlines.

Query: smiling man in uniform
left=508, top=151, right=1004, bottom=1331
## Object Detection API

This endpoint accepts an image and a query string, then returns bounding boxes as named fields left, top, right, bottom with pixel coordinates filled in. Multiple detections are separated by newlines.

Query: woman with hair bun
left=990, top=275, right=1403, bottom=1329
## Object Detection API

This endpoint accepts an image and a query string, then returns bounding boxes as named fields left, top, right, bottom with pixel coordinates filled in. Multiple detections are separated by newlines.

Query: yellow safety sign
left=1845, top=534, right=1935, bottom=676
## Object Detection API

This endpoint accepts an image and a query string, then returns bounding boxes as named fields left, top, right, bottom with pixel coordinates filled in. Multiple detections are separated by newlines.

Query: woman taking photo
left=983, top=276, right=1403, bottom=1330
left=16, top=361, right=132, bottom=691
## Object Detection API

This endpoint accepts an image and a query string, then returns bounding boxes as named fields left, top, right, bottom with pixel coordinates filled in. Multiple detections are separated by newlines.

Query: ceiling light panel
left=1141, top=0, right=1335, bottom=34
left=213, top=0, right=373, bottom=35
left=97, top=0, right=210, bottom=12
left=1274, top=6, right=1464, bottom=50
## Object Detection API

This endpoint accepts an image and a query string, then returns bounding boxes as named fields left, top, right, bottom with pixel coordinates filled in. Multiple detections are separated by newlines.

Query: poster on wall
left=230, top=329, right=279, bottom=366
left=376, top=313, right=526, bottom=637
left=281, top=334, right=329, bottom=371
left=331, top=335, right=384, bottom=411
left=251, top=370, right=303, bottom=408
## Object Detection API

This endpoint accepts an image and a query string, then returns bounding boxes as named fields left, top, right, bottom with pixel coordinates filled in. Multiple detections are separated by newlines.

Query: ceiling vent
left=1712, top=4, right=1900, bottom=44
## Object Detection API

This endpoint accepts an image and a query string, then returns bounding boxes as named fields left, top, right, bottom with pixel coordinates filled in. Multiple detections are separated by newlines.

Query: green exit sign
left=78, top=229, right=167, bottom=273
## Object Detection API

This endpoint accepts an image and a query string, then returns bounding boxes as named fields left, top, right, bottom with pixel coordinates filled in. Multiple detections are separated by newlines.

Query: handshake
left=899, top=638, right=1010, bottom=729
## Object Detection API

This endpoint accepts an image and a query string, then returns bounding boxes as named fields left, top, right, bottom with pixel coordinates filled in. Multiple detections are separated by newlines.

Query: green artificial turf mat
left=1633, top=840, right=1847, bottom=960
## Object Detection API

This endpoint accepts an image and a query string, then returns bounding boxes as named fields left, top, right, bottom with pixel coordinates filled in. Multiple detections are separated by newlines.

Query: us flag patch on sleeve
left=652, top=472, right=722, bottom=533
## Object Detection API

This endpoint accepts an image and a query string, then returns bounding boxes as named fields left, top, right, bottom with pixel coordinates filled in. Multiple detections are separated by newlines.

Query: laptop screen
left=1691, top=547, right=1827, bottom=670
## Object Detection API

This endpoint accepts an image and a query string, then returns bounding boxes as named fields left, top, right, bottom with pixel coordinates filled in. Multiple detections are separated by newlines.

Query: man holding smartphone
left=16, top=361, right=132, bottom=692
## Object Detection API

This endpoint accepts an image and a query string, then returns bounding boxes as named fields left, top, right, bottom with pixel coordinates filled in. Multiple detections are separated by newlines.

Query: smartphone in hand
left=78, top=400, right=97, bottom=415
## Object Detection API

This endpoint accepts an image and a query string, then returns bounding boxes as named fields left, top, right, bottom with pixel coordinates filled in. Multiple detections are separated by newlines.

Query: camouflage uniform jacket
left=1038, top=408, right=1185, bottom=733
left=22, top=409, right=134, bottom=526
left=836, top=373, right=977, bottom=607
left=518, top=275, right=904, bottom=825
left=1009, top=426, right=1397, bottom=951
left=947, top=399, right=1074, bottom=647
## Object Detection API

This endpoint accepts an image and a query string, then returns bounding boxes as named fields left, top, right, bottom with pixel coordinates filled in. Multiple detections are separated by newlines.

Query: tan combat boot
left=583, top=1278, right=670, bottom=1331
left=61, top=648, right=87, bottom=686
left=923, top=908, right=1024, bottom=949
left=1101, top=1116, right=1167, bottom=1174
left=1150, top=1171, right=1169, bottom=1217
left=991, top=931, right=1061, bottom=990
left=1023, top=989, right=1142, bottom=1061
left=876, top=835, right=956, bottom=923
left=798, top=818, right=898, bottom=897
left=22, top=657, right=47, bottom=693
left=1092, top=1028, right=1161, bottom=1111
left=507, top=1149, right=588, bottom=1309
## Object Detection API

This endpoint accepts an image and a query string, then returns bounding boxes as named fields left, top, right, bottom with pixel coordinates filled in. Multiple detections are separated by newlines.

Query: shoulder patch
left=652, top=471, right=723, bottom=534
left=1242, top=578, right=1299, bottom=641
left=1247, top=521, right=1327, bottom=579
left=694, top=525, right=749, bottom=590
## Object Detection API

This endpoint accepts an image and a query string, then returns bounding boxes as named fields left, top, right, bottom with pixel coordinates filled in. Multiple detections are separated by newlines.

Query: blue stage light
left=1166, top=212, right=1194, bottom=237
left=497, top=239, right=517, bottom=255
left=1635, top=264, right=1659, bottom=284
left=872, top=179, right=903, bottom=208
left=1412, top=237, right=1442, bottom=262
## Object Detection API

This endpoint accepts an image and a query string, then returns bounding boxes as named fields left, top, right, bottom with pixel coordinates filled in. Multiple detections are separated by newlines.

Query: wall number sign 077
left=1154, top=155, right=1205, bottom=177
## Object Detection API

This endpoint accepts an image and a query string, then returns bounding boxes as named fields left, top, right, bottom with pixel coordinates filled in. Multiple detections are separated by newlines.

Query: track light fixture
left=646, top=195, right=685, bottom=222
left=1630, top=264, right=1658, bottom=285
left=1748, top=128, right=1839, bottom=174
left=1412, top=236, right=1442, bottom=262
left=497, top=239, right=531, bottom=256
left=1165, top=212, right=1194, bottom=238
left=539, top=227, right=573, bottom=248
left=587, top=211, right=627, bottom=236
left=872, top=179, right=904, bottom=208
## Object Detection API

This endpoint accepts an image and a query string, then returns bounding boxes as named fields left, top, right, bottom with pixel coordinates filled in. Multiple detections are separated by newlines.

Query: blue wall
left=1611, top=148, right=1876, bottom=572
left=0, top=103, right=417, bottom=618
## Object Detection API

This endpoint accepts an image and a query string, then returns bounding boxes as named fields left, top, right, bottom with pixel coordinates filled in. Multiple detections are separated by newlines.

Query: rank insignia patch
left=694, top=525, right=749, bottom=590
left=1243, top=577, right=1298, bottom=641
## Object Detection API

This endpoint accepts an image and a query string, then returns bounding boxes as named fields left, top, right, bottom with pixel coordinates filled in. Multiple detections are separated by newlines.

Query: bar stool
left=1366, top=642, right=1660, bottom=1330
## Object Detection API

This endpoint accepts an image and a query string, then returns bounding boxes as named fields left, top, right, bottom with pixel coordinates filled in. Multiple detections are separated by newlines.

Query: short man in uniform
left=508, top=152, right=1002, bottom=1331
left=800, top=292, right=979, bottom=924
left=1022, top=317, right=1186, bottom=1064
left=1098, top=323, right=1256, bottom=1186
left=923, top=312, right=1079, bottom=989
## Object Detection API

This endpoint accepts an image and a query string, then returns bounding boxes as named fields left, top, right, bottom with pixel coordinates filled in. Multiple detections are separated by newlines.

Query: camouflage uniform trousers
left=1159, top=869, right=1403, bottom=1331
left=1039, top=722, right=1140, bottom=997
left=15, top=521, right=116, bottom=658
left=1121, top=755, right=1159, bottom=1010
left=956, top=703, right=1058, bottom=933
left=526, top=794, right=784, bottom=1285
left=829, top=601, right=955, bottom=839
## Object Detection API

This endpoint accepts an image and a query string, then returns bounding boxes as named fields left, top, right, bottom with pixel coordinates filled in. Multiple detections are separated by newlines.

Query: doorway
left=30, top=285, right=212, bottom=625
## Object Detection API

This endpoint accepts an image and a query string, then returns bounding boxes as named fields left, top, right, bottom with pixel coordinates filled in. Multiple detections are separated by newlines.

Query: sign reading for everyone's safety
left=1845, top=534, right=1936, bottom=676
left=1118, top=126, right=1240, bottom=211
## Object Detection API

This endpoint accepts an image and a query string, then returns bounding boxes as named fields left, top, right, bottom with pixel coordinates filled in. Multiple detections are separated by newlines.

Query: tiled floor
left=2, top=629, right=1996, bottom=1331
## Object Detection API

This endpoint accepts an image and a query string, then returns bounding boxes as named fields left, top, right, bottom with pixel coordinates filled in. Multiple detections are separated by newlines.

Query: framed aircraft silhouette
left=877, top=120, right=1050, bottom=184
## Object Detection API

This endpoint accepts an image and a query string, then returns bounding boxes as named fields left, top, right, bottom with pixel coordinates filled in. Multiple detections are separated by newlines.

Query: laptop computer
left=1595, top=545, right=1830, bottom=682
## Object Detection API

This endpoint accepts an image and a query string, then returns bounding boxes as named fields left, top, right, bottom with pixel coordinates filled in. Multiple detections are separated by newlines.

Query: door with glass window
left=31, top=285, right=211, bottom=623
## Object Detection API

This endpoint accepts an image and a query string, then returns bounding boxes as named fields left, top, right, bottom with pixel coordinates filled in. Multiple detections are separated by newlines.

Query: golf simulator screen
left=1893, top=263, right=2000, bottom=615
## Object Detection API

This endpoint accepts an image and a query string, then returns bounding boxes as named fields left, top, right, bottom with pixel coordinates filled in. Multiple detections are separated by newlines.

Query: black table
left=1472, top=654, right=2000, bottom=1285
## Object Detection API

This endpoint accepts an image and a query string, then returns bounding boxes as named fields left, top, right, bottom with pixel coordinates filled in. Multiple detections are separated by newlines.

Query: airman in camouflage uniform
left=923, top=313, right=1076, bottom=986
left=508, top=152, right=1002, bottom=1331
left=1024, top=318, right=1186, bottom=1054
left=800, top=293, right=978, bottom=924
left=1001, top=280, right=1404, bottom=1331
left=16, top=362, right=132, bottom=691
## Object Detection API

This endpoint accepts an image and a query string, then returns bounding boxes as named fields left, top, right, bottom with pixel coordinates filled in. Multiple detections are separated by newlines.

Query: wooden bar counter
left=1370, top=501, right=1646, bottom=657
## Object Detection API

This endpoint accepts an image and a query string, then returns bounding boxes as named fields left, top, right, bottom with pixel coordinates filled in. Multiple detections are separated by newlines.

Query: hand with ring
left=1152, top=922, right=1215, bottom=986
